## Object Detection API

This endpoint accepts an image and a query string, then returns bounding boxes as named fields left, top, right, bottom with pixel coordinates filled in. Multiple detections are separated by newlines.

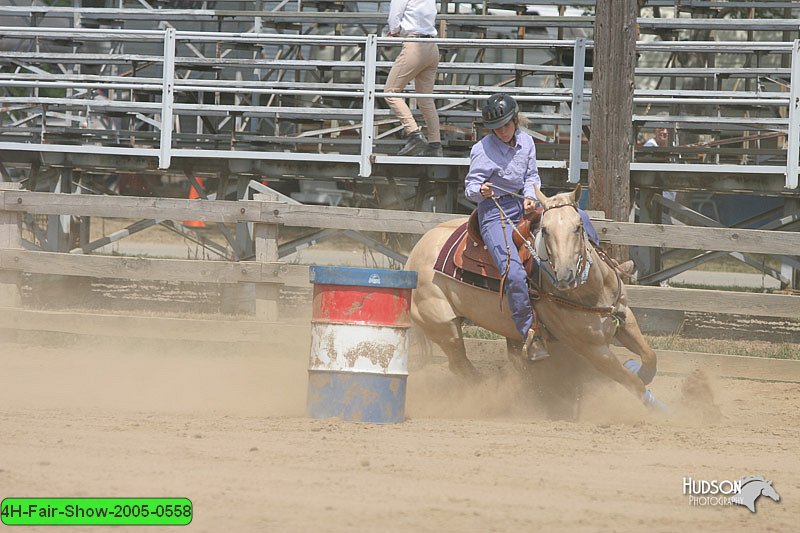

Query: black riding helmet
left=482, top=93, right=518, bottom=129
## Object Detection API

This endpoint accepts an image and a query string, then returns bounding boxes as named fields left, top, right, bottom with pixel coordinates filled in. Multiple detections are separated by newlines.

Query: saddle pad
left=433, top=222, right=467, bottom=278
left=433, top=221, right=535, bottom=293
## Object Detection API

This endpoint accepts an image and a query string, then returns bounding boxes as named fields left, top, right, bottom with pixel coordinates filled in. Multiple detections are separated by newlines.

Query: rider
left=464, top=93, right=549, bottom=361
left=465, top=94, right=602, bottom=361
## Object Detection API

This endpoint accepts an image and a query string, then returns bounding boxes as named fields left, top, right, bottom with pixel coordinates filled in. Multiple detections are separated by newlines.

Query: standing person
left=464, top=94, right=548, bottom=360
left=385, top=0, right=442, bottom=157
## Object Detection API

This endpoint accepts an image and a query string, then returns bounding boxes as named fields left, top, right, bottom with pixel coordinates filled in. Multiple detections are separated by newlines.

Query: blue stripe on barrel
left=309, top=265, right=418, bottom=289
left=306, top=371, right=408, bottom=424
left=306, top=266, right=417, bottom=424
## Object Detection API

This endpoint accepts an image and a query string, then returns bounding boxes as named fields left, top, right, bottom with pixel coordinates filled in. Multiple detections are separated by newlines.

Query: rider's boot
left=524, top=328, right=550, bottom=362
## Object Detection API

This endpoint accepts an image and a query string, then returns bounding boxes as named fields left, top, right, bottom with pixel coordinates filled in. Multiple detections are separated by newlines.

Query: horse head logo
left=731, top=476, right=781, bottom=513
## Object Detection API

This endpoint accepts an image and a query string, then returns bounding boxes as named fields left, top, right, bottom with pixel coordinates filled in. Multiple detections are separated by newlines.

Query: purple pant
left=477, top=195, right=532, bottom=339
left=579, top=209, right=600, bottom=246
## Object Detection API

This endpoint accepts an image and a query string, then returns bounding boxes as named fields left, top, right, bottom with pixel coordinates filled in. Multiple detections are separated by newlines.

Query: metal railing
left=1, top=27, right=799, bottom=188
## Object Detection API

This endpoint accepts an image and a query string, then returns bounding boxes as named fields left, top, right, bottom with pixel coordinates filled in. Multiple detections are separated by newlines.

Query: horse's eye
left=574, top=226, right=581, bottom=233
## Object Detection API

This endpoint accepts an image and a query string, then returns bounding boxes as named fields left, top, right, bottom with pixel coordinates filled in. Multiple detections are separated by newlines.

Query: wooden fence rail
left=0, top=187, right=798, bottom=324
left=4, top=191, right=800, bottom=253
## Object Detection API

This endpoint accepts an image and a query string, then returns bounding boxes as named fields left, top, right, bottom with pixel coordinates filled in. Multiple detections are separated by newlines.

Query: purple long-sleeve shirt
left=464, top=129, right=541, bottom=204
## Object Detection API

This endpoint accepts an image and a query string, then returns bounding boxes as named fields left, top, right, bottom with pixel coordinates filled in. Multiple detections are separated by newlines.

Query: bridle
left=532, top=202, right=624, bottom=321
left=535, top=202, right=591, bottom=289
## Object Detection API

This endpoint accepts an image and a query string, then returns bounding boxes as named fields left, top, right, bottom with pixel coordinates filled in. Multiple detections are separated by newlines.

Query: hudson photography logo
left=683, top=475, right=781, bottom=512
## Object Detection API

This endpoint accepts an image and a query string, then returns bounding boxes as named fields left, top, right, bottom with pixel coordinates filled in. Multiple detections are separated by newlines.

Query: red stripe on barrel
left=312, top=284, right=412, bottom=327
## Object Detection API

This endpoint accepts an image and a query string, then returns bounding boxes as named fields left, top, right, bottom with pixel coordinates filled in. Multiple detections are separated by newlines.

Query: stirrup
left=523, top=329, right=550, bottom=362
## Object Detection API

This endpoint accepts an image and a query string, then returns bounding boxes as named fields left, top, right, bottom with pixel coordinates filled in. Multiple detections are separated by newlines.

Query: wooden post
left=0, top=182, right=23, bottom=309
left=222, top=176, right=256, bottom=314
left=253, top=192, right=280, bottom=322
left=588, top=0, right=637, bottom=262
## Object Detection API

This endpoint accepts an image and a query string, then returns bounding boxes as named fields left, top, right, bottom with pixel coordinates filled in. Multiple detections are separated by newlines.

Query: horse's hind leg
left=411, top=302, right=480, bottom=381
left=614, top=311, right=658, bottom=385
left=429, top=318, right=480, bottom=382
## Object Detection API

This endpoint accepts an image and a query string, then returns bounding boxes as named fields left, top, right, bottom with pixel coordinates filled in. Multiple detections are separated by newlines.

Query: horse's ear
left=571, top=182, right=582, bottom=205
left=534, top=184, right=547, bottom=206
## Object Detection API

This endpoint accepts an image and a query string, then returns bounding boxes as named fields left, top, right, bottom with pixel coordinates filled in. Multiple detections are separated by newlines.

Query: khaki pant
left=384, top=41, right=440, bottom=143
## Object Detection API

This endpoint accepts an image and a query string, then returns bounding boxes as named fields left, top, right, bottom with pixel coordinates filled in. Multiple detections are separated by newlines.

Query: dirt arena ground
left=1, top=333, right=798, bottom=533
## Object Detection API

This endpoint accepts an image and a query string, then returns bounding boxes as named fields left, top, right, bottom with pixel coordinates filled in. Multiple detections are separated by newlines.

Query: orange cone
left=183, top=177, right=206, bottom=228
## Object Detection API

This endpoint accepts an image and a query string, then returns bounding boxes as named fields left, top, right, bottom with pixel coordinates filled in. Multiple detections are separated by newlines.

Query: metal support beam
left=359, top=33, right=377, bottom=178
left=568, top=37, right=586, bottom=184
left=787, top=39, right=800, bottom=189
left=159, top=27, right=176, bottom=169
left=644, top=194, right=800, bottom=284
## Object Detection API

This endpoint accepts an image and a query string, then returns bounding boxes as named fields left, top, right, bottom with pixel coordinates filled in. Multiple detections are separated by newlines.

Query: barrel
left=306, top=266, right=418, bottom=424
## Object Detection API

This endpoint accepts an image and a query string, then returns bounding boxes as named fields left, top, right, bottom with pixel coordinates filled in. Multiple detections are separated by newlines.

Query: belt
left=494, top=193, right=522, bottom=200
left=407, top=34, right=434, bottom=38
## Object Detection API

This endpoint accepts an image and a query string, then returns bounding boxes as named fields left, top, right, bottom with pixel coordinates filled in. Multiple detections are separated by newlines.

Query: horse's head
left=761, top=480, right=781, bottom=502
left=534, top=183, right=587, bottom=291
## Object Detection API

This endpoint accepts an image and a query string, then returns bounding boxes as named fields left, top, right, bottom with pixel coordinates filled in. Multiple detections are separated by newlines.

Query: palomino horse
left=405, top=184, right=659, bottom=412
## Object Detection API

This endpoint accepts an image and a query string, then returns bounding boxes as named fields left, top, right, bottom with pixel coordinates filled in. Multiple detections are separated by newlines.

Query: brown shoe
left=523, top=329, right=550, bottom=361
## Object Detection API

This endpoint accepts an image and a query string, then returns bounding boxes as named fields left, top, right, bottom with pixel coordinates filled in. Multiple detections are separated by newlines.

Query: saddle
left=454, top=208, right=542, bottom=281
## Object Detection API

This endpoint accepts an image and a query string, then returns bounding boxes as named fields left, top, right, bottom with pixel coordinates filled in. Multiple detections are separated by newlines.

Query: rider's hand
left=523, top=197, right=536, bottom=213
left=480, top=183, right=494, bottom=199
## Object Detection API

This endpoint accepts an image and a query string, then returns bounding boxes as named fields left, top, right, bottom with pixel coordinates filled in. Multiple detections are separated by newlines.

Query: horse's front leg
left=573, top=341, right=647, bottom=402
left=614, top=309, right=658, bottom=385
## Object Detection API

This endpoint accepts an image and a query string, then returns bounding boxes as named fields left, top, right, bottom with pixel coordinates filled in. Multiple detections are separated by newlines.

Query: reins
left=530, top=202, right=624, bottom=318
left=531, top=264, right=623, bottom=317
left=490, top=195, right=514, bottom=309
left=485, top=191, right=625, bottom=321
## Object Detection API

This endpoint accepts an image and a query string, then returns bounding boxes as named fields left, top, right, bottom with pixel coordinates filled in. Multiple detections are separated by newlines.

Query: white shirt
left=388, top=0, right=437, bottom=37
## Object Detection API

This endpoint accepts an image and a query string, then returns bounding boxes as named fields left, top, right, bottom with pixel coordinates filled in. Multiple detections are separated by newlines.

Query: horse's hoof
left=642, top=389, right=670, bottom=413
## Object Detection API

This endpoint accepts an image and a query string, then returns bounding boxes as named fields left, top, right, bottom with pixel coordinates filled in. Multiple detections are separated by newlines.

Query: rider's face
left=492, top=120, right=516, bottom=144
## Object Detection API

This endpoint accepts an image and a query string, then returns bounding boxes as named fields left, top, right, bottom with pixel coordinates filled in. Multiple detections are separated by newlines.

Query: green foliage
left=461, top=328, right=798, bottom=360
left=668, top=282, right=769, bottom=294
left=646, top=334, right=800, bottom=360
left=462, top=326, right=502, bottom=341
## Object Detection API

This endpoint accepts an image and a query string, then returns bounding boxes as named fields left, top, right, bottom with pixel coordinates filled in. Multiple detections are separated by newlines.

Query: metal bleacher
left=2, top=0, right=800, bottom=290
left=1, top=0, right=800, bottom=201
